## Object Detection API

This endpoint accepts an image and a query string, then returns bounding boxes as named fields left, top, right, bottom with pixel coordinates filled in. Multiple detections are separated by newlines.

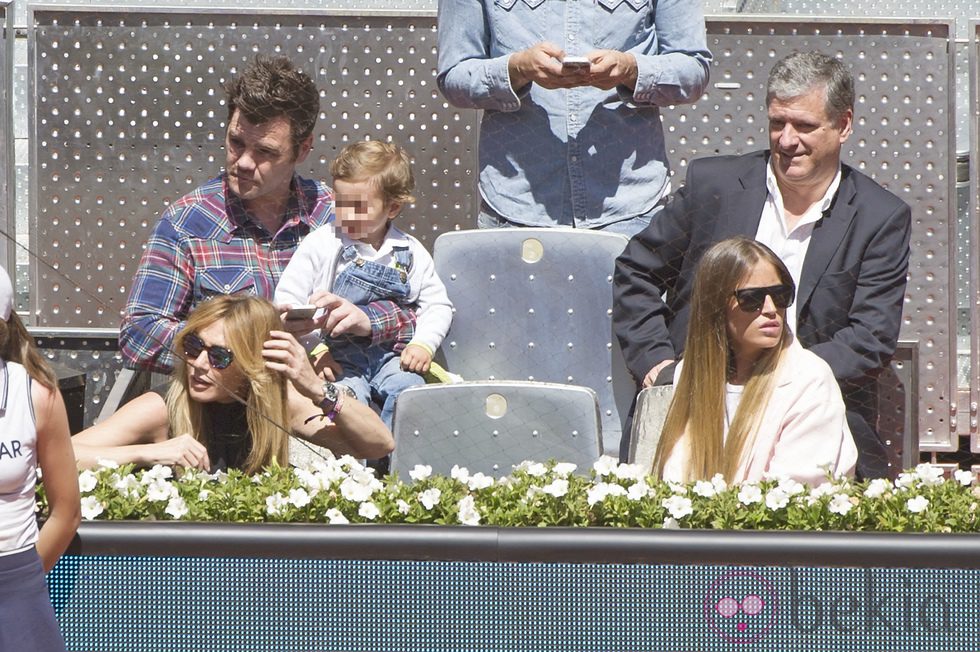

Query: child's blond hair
left=330, top=140, right=416, bottom=206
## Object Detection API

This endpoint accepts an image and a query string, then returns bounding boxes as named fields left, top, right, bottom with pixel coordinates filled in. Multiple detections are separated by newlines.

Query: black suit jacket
left=613, top=151, right=912, bottom=476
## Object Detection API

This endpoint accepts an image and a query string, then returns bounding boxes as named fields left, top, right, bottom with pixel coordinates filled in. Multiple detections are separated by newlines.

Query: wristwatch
left=319, top=381, right=340, bottom=413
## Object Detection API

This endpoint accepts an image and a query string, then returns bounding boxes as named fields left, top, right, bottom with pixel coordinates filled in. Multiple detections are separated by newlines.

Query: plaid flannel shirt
left=120, top=173, right=414, bottom=373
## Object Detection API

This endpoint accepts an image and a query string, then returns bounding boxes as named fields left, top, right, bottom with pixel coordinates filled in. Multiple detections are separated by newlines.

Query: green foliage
left=44, top=457, right=980, bottom=532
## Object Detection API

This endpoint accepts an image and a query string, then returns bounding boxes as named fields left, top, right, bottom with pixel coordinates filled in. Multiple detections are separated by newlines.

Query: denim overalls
left=328, top=244, right=425, bottom=428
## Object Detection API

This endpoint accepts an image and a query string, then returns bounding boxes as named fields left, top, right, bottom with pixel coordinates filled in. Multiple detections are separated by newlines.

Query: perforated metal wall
left=661, top=18, right=957, bottom=450
left=0, top=2, right=12, bottom=274
left=25, top=8, right=962, bottom=451
left=969, top=21, right=980, bottom=452
left=28, top=7, right=474, bottom=329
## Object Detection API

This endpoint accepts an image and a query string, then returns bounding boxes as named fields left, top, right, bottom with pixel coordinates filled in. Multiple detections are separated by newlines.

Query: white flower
left=78, top=470, right=99, bottom=493
left=541, top=479, right=569, bottom=498
left=457, top=495, right=481, bottom=526
left=810, top=482, right=837, bottom=498
left=396, top=499, right=411, bottom=515
left=358, top=502, right=380, bottom=520
left=141, top=465, right=173, bottom=484
left=145, top=480, right=177, bottom=502
left=592, top=456, right=618, bottom=477
left=954, top=469, right=975, bottom=486
left=450, top=465, right=471, bottom=483
left=906, top=495, right=930, bottom=514
left=765, top=489, right=789, bottom=511
left=552, top=462, right=578, bottom=477
left=586, top=482, right=627, bottom=506
left=710, top=473, right=728, bottom=493
left=737, top=484, right=763, bottom=505
left=165, top=496, right=188, bottom=520
left=80, top=495, right=104, bottom=520
left=112, top=473, right=141, bottom=498
left=467, top=473, right=494, bottom=491
left=349, top=468, right=380, bottom=486
left=197, top=489, right=211, bottom=501
left=667, top=481, right=688, bottom=495
left=612, top=463, right=646, bottom=482
left=295, top=468, right=329, bottom=491
left=915, top=463, right=945, bottom=487
left=265, top=493, right=287, bottom=516
left=524, top=462, right=548, bottom=477
left=288, top=488, right=312, bottom=508
left=335, top=454, right=362, bottom=470
left=662, top=495, right=693, bottom=519
left=662, top=517, right=680, bottom=529
left=339, top=477, right=375, bottom=503
left=418, top=488, right=442, bottom=510
left=776, top=477, right=805, bottom=496
left=409, top=464, right=432, bottom=481
left=828, top=494, right=854, bottom=515
left=95, top=458, right=120, bottom=470
left=895, top=472, right=918, bottom=490
left=864, top=478, right=892, bottom=499
left=326, top=508, right=349, bottom=524
left=627, top=481, right=651, bottom=501
left=693, top=480, right=717, bottom=498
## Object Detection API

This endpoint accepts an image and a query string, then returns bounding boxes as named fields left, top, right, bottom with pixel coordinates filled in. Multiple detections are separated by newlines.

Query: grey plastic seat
left=390, top=381, right=601, bottom=477
left=433, top=228, right=632, bottom=454
left=626, top=385, right=676, bottom=473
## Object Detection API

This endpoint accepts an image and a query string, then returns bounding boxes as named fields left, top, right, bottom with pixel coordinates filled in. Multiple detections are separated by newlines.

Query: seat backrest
left=627, top=385, right=676, bottom=474
left=390, top=381, right=601, bottom=477
left=433, top=228, right=632, bottom=455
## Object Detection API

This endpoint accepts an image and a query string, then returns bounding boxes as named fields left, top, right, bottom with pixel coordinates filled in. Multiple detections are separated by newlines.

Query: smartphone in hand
left=284, top=304, right=319, bottom=320
left=561, top=55, right=590, bottom=72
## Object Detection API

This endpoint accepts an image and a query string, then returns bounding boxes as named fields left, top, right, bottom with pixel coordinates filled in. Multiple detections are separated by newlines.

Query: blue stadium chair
left=432, top=228, right=632, bottom=455
left=389, top=381, right=601, bottom=477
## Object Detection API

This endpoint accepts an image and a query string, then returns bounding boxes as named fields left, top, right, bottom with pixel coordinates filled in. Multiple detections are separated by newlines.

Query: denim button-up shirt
left=437, top=0, right=711, bottom=228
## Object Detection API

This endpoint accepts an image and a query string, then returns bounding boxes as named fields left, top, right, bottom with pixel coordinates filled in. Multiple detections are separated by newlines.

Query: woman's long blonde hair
left=0, top=313, right=57, bottom=390
left=167, top=295, right=289, bottom=474
left=653, top=237, right=794, bottom=482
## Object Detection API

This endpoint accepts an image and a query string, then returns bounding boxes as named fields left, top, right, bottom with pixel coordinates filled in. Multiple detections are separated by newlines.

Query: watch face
left=321, top=382, right=339, bottom=406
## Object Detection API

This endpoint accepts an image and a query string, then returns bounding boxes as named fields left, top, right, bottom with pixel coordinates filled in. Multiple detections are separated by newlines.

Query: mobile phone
left=285, top=304, right=318, bottom=320
left=561, top=55, right=590, bottom=72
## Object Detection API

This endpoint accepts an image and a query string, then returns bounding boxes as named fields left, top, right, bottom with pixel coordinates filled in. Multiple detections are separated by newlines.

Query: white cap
left=0, top=267, right=13, bottom=321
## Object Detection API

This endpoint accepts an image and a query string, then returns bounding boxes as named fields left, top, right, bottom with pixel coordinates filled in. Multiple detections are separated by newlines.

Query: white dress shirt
left=755, top=163, right=842, bottom=334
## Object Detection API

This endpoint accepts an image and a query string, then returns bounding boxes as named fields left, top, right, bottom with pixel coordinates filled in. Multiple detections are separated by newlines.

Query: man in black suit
left=613, top=51, right=911, bottom=479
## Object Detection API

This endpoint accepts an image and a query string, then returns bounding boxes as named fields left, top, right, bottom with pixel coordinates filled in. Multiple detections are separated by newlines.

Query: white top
left=275, top=223, right=453, bottom=353
left=0, top=360, right=40, bottom=553
left=663, top=339, right=857, bottom=486
left=755, top=163, right=841, bottom=335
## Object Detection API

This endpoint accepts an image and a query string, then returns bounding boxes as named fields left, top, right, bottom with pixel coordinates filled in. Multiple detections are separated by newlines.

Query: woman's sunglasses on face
left=183, top=333, right=235, bottom=369
left=733, top=284, right=795, bottom=312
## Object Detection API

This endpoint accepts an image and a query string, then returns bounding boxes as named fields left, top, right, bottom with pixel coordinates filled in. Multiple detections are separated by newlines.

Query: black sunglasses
left=183, top=332, right=235, bottom=369
left=733, top=284, right=795, bottom=312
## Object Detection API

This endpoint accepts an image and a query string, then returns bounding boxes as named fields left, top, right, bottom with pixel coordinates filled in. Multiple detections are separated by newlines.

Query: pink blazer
left=662, top=339, right=858, bottom=486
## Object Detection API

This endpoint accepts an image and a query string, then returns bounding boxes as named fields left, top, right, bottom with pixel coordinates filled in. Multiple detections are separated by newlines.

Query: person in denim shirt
left=437, top=0, right=711, bottom=235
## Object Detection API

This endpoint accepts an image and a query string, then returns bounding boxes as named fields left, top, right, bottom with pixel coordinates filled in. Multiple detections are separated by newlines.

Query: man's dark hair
left=766, top=51, right=854, bottom=122
left=224, top=55, right=320, bottom=157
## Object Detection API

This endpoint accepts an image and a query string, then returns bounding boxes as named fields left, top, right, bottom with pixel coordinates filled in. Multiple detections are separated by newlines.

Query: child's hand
left=400, top=344, right=432, bottom=374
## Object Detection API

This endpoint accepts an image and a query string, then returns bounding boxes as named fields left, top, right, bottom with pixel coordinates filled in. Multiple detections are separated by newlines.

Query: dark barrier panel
left=50, top=523, right=980, bottom=651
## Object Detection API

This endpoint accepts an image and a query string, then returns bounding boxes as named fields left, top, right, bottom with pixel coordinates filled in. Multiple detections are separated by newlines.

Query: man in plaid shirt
left=121, top=56, right=413, bottom=374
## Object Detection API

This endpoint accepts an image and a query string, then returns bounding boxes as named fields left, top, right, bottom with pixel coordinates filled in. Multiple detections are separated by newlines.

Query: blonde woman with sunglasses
left=73, top=295, right=393, bottom=472
left=653, top=237, right=857, bottom=486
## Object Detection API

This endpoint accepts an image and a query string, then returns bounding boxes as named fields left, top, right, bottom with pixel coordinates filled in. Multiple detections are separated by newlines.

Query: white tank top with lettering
left=0, top=360, right=39, bottom=553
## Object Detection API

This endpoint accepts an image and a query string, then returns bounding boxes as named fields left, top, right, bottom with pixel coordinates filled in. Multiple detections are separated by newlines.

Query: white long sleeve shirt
left=275, top=224, right=453, bottom=354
